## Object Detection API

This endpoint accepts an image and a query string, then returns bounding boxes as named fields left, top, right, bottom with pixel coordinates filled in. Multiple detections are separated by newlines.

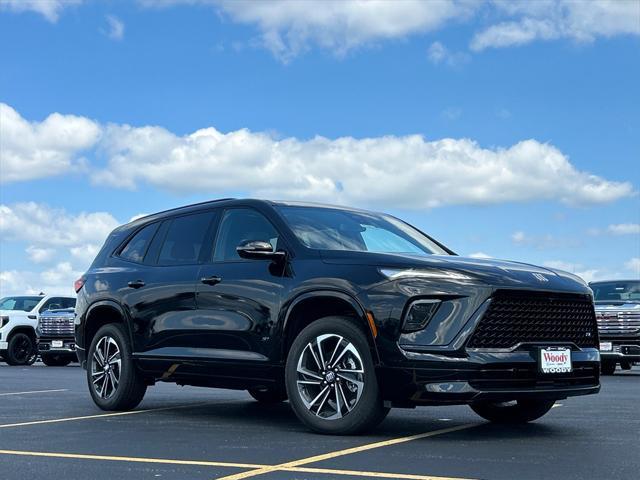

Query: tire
left=601, top=361, right=616, bottom=375
left=5, top=332, right=37, bottom=366
left=248, top=386, right=288, bottom=403
left=87, top=323, right=147, bottom=411
left=41, top=354, right=72, bottom=367
left=470, top=399, right=555, bottom=424
left=285, top=316, right=389, bottom=435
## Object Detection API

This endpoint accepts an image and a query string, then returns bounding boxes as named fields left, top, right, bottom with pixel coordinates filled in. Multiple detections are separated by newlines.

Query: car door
left=195, top=207, right=290, bottom=365
left=123, top=211, right=217, bottom=359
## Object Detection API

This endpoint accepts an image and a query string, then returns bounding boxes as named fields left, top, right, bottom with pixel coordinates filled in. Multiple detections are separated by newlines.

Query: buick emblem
left=532, top=273, right=549, bottom=282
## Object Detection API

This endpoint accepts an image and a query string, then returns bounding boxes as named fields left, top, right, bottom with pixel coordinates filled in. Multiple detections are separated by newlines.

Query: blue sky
left=1, top=0, right=639, bottom=295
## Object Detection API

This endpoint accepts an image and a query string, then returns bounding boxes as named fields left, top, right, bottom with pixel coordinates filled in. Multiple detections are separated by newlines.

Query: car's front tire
left=5, top=332, right=37, bottom=366
left=248, top=386, right=288, bottom=403
left=87, top=323, right=146, bottom=411
left=470, top=399, right=555, bottom=423
left=285, top=316, right=388, bottom=435
left=41, top=354, right=72, bottom=367
left=601, top=361, right=616, bottom=375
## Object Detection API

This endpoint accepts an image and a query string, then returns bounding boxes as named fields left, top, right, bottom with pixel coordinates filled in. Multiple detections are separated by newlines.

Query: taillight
left=74, top=276, right=86, bottom=293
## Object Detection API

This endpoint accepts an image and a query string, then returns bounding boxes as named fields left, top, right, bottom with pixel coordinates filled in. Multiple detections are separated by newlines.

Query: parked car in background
left=37, top=307, right=78, bottom=366
left=590, top=280, right=640, bottom=375
left=0, top=294, right=76, bottom=366
left=74, top=199, right=600, bottom=434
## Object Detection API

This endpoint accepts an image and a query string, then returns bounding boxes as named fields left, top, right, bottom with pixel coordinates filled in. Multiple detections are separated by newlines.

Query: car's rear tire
left=601, top=361, right=616, bottom=375
left=285, top=316, right=389, bottom=435
left=87, top=323, right=146, bottom=411
left=470, top=399, right=555, bottom=423
left=248, top=386, right=288, bottom=403
left=41, top=354, right=72, bottom=367
left=5, top=332, right=37, bottom=366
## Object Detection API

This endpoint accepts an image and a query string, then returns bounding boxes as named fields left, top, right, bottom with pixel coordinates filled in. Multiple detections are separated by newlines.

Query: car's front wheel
left=601, top=361, right=616, bottom=375
left=285, top=316, right=388, bottom=435
left=41, top=354, right=72, bottom=367
left=470, top=399, right=555, bottom=423
left=5, top=332, right=37, bottom=366
left=87, top=323, right=146, bottom=411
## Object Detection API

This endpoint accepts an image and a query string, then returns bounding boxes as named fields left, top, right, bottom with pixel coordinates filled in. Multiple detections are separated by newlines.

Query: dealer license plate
left=540, top=347, right=572, bottom=374
left=52, top=340, right=63, bottom=348
left=599, top=342, right=612, bottom=352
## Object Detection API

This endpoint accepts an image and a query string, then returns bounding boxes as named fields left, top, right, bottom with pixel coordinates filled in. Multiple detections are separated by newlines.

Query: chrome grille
left=39, top=316, right=75, bottom=336
left=596, top=310, right=640, bottom=335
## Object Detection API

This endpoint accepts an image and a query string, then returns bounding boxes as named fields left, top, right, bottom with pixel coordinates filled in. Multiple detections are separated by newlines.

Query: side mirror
left=236, top=240, right=286, bottom=262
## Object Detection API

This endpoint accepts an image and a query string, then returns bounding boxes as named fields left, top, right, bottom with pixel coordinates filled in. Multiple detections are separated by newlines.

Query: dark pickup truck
left=591, top=280, right=640, bottom=375
left=37, top=308, right=78, bottom=366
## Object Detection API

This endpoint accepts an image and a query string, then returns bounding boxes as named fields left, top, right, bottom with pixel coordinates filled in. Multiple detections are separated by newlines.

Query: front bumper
left=378, top=347, right=600, bottom=405
left=599, top=339, right=640, bottom=362
left=38, top=337, right=77, bottom=355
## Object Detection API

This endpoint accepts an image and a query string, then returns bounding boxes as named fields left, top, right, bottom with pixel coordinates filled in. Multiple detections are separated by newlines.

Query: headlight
left=402, top=299, right=441, bottom=333
left=380, top=268, right=474, bottom=282
left=1, top=315, right=9, bottom=328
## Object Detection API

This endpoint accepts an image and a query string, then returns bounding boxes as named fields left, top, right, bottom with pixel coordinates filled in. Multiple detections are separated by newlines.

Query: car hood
left=320, top=251, right=590, bottom=293
left=0, top=309, right=30, bottom=317
left=594, top=302, right=640, bottom=311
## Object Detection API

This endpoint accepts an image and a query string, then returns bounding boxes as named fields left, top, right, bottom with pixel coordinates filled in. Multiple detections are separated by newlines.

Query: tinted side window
left=214, top=208, right=279, bottom=261
left=157, top=212, right=215, bottom=265
left=119, top=223, right=159, bottom=263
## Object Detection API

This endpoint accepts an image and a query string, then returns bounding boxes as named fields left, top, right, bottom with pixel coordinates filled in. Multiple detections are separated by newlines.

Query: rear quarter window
left=118, top=223, right=159, bottom=263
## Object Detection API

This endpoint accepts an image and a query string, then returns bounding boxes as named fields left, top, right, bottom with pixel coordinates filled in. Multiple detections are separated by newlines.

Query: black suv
left=75, top=199, right=600, bottom=434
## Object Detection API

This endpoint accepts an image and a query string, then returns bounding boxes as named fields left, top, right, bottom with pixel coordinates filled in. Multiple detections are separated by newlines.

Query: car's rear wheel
left=248, top=386, right=288, bottom=403
left=42, top=354, right=72, bottom=367
left=87, top=323, right=146, bottom=411
left=601, top=361, right=616, bottom=375
left=5, top=332, right=37, bottom=366
left=470, top=399, right=555, bottom=423
left=285, top=316, right=388, bottom=435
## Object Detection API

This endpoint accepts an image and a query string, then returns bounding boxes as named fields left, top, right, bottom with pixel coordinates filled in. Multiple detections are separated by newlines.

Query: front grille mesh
left=467, top=290, right=598, bottom=349
left=39, top=316, right=75, bottom=336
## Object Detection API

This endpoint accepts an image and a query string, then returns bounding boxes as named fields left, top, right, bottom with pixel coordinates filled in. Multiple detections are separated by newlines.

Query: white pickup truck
left=0, top=294, right=76, bottom=366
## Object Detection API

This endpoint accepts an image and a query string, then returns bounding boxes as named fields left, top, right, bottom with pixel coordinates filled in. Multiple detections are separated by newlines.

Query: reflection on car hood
left=320, top=251, right=590, bottom=292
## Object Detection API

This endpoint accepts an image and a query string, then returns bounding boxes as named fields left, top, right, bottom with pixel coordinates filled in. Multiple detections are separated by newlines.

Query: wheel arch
left=280, top=290, right=380, bottom=364
left=83, top=300, right=130, bottom=354
left=7, top=325, right=37, bottom=342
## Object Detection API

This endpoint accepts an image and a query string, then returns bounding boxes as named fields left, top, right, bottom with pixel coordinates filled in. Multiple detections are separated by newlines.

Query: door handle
left=127, top=280, right=145, bottom=289
left=200, top=275, right=222, bottom=286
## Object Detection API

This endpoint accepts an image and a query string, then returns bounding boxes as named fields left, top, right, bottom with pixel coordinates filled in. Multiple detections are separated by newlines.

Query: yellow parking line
left=216, top=423, right=479, bottom=480
left=0, top=389, right=68, bottom=397
left=0, top=449, right=265, bottom=470
left=0, top=401, right=219, bottom=428
left=0, top=449, right=474, bottom=480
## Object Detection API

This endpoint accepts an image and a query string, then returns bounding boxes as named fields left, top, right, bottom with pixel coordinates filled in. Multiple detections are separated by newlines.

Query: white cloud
left=0, top=202, right=119, bottom=248
left=0, top=0, right=82, bottom=22
left=0, top=263, right=81, bottom=297
left=143, top=0, right=476, bottom=62
left=468, top=252, right=492, bottom=259
left=471, top=0, right=640, bottom=51
left=607, top=223, right=640, bottom=235
left=625, top=257, right=640, bottom=276
left=2, top=103, right=635, bottom=208
left=0, top=203, right=120, bottom=295
left=105, top=14, right=125, bottom=41
left=92, top=123, right=635, bottom=209
left=427, top=41, right=469, bottom=67
left=26, top=245, right=56, bottom=264
left=0, top=103, right=100, bottom=183
left=511, top=231, right=581, bottom=250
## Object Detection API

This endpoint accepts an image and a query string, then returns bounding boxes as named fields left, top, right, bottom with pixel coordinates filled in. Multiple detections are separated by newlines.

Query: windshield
left=0, top=296, right=42, bottom=312
left=277, top=206, right=449, bottom=255
left=590, top=281, right=640, bottom=303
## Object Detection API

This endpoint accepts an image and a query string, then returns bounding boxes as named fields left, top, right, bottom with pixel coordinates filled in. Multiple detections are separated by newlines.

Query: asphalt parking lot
left=0, top=363, right=638, bottom=480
